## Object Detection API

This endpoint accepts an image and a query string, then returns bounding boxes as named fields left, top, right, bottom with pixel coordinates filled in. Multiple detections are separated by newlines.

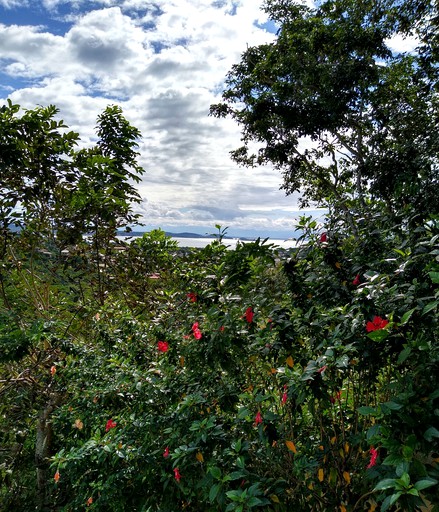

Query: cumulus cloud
left=0, top=0, right=309, bottom=237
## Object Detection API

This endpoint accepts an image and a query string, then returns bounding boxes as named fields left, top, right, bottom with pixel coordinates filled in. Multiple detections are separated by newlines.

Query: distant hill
left=118, top=231, right=243, bottom=240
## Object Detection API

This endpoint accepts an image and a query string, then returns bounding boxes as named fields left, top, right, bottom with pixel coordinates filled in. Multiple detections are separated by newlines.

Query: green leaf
left=229, top=471, right=246, bottom=480
left=226, top=490, right=243, bottom=502
left=382, top=401, right=403, bottom=411
left=422, top=301, right=438, bottom=315
left=428, top=272, right=439, bottom=284
left=383, top=453, right=405, bottom=466
left=237, top=408, right=250, bottom=420
left=397, top=346, right=412, bottom=364
left=209, top=466, right=222, bottom=480
left=367, top=330, right=389, bottom=342
left=396, top=472, right=410, bottom=488
left=396, top=461, right=410, bottom=477
left=389, top=492, right=402, bottom=506
left=400, top=308, right=416, bottom=325
left=424, top=426, right=439, bottom=442
left=374, top=478, right=397, bottom=491
left=358, top=406, right=378, bottom=416
left=247, top=497, right=263, bottom=507
left=414, top=478, right=438, bottom=491
left=209, top=483, right=221, bottom=502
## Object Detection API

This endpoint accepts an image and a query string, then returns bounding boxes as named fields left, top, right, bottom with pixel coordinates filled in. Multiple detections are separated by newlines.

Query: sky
left=0, top=0, right=326, bottom=238
left=0, top=1, right=416, bottom=238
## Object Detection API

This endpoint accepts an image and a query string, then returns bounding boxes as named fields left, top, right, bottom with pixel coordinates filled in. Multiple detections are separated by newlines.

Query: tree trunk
left=35, top=399, right=56, bottom=511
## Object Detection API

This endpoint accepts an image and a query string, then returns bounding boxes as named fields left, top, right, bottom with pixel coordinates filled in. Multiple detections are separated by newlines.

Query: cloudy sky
left=1, top=0, right=326, bottom=237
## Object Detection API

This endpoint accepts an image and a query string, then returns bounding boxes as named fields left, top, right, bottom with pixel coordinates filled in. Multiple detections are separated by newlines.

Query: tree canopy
left=210, top=0, right=439, bottom=225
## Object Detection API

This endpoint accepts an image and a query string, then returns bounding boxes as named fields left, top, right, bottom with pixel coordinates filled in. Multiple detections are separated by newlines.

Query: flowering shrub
left=2, top=217, right=438, bottom=511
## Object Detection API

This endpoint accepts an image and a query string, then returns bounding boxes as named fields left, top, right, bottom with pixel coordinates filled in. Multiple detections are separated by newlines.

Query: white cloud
left=0, top=0, right=306, bottom=237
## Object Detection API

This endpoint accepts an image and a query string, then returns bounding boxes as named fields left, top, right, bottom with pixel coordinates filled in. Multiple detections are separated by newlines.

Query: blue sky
left=0, top=0, right=327, bottom=238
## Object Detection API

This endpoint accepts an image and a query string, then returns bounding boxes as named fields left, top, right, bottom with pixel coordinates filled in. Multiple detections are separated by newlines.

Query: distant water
left=172, top=237, right=298, bottom=249
left=118, top=235, right=298, bottom=249
left=118, top=236, right=297, bottom=249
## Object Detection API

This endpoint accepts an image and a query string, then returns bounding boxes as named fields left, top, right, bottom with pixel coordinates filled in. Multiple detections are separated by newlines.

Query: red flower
left=317, top=365, right=327, bottom=374
left=244, top=307, right=254, bottom=323
left=254, top=411, right=263, bottom=426
left=352, top=274, right=361, bottom=286
left=173, top=467, right=181, bottom=482
left=192, top=322, right=202, bottom=339
left=281, top=392, right=288, bottom=405
left=105, top=419, right=117, bottom=432
left=330, top=391, right=342, bottom=404
left=163, top=446, right=170, bottom=458
left=319, top=232, right=327, bottom=243
left=157, top=341, right=169, bottom=352
left=367, top=447, right=378, bottom=468
left=187, top=292, right=197, bottom=302
left=366, top=316, right=389, bottom=332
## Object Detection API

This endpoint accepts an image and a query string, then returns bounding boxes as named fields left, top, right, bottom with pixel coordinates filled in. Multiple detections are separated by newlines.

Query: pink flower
left=157, top=341, right=169, bottom=353
left=352, top=274, right=361, bottom=286
left=244, top=307, right=254, bottom=323
left=105, top=419, right=117, bottom=432
left=254, top=411, right=263, bottom=426
left=319, top=232, right=327, bottom=243
left=281, top=392, right=288, bottom=405
left=173, top=467, right=181, bottom=482
left=163, top=446, right=170, bottom=458
left=367, top=447, right=378, bottom=468
left=366, top=316, right=389, bottom=332
left=187, top=292, right=197, bottom=302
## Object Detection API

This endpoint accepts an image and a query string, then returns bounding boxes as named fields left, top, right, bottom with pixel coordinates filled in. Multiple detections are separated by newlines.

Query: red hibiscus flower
left=367, top=447, right=378, bottom=468
left=254, top=411, right=263, bottom=426
left=187, top=292, right=197, bottom=302
left=244, top=307, right=254, bottom=323
left=105, top=419, right=117, bottom=432
left=157, top=341, right=169, bottom=352
left=173, top=467, right=181, bottom=482
left=366, top=316, right=389, bottom=332
left=352, top=274, right=361, bottom=286
left=192, top=322, right=202, bottom=339
left=163, top=446, right=170, bottom=458
left=319, top=232, right=327, bottom=243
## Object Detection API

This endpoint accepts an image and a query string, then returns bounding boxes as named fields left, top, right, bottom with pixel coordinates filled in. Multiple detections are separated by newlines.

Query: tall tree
left=210, top=0, right=439, bottom=228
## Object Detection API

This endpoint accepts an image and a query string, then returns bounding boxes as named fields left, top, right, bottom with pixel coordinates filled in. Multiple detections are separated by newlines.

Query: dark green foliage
left=210, top=0, right=439, bottom=222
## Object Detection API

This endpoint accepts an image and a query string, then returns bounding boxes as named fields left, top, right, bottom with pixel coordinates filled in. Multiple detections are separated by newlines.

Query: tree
left=0, top=101, right=144, bottom=510
left=210, top=0, right=439, bottom=229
